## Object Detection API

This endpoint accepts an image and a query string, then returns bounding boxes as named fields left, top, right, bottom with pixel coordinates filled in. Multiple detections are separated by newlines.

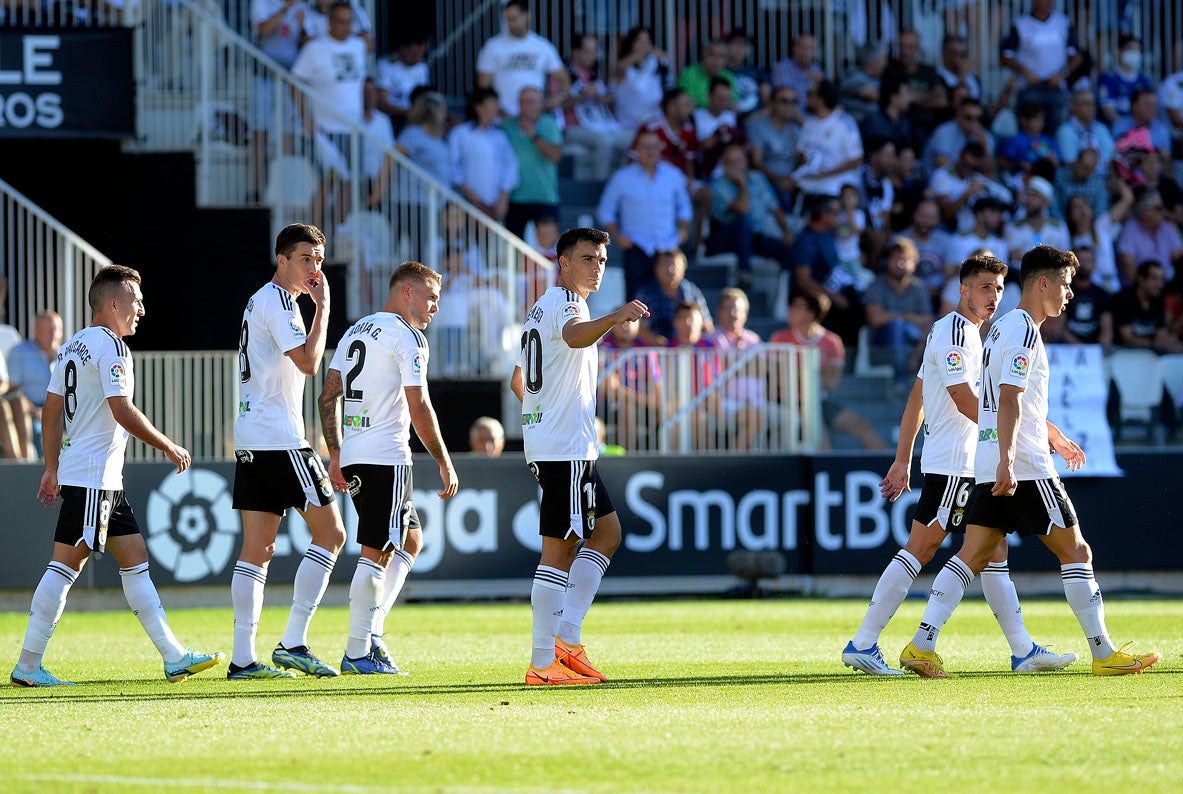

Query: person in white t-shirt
left=230, top=223, right=346, bottom=681
left=302, top=0, right=371, bottom=50
left=11, top=265, right=223, bottom=688
left=319, top=262, right=458, bottom=675
left=510, top=227, right=649, bottom=686
left=476, top=0, right=569, bottom=117
left=375, top=35, right=431, bottom=129
left=904, top=245, right=1162, bottom=678
left=789, top=80, right=863, bottom=199
left=844, top=254, right=1073, bottom=676
left=250, top=0, right=306, bottom=198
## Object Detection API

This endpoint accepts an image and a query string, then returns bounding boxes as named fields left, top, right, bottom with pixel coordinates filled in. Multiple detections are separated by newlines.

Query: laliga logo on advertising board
left=145, top=469, right=238, bottom=581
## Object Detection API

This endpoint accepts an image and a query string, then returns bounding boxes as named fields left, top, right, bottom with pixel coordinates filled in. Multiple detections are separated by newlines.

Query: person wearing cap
left=1005, top=176, right=1069, bottom=271
left=929, top=142, right=1013, bottom=233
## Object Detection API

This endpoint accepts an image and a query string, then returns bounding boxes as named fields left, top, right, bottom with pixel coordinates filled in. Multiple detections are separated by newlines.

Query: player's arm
left=510, top=366, right=524, bottom=402
left=880, top=377, right=924, bottom=501
left=562, top=301, right=650, bottom=349
left=405, top=385, right=458, bottom=499
left=993, top=384, right=1022, bottom=496
left=317, top=368, right=348, bottom=492
left=286, top=278, right=331, bottom=375
left=1046, top=420, right=1086, bottom=471
left=946, top=382, right=978, bottom=423
left=107, top=396, right=191, bottom=474
left=37, top=392, right=64, bottom=509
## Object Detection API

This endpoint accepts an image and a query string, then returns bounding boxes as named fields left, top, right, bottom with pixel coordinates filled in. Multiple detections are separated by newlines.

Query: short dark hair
left=466, top=86, right=498, bottom=120
left=1131, top=88, right=1155, bottom=105
left=503, top=0, right=529, bottom=13
left=88, top=264, right=142, bottom=314
left=1017, top=101, right=1044, bottom=119
left=674, top=300, right=701, bottom=317
left=789, top=290, right=829, bottom=320
left=389, top=260, right=442, bottom=289
left=661, top=87, right=688, bottom=111
left=275, top=223, right=326, bottom=259
left=959, top=253, right=1008, bottom=283
left=621, top=26, right=655, bottom=57
left=557, top=227, right=611, bottom=261
left=814, top=80, right=839, bottom=110
left=961, top=141, right=986, bottom=159
left=709, top=76, right=732, bottom=94
left=807, top=194, right=839, bottom=220
left=726, top=29, right=749, bottom=43
left=1136, top=260, right=1164, bottom=280
left=1020, top=245, right=1078, bottom=289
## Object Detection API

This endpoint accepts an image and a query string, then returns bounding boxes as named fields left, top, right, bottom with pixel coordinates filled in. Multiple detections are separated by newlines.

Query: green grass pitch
left=1, top=597, right=1179, bottom=793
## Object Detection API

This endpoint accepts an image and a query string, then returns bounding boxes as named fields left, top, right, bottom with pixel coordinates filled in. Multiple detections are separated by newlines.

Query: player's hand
left=307, top=270, right=329, bottom=305
left=616, top=300, right=649, bottom=324
left=166, top=443, right=192, bottom=474
left=879, top=460, right=911, bottom=502
left=438, top=463, right=458, bottom=499
left=1052, top=435, right=1086, bottom=471
left=38, top=470, right=60, bottom=509
left=328, top=459, right=349, bottom=493
left=992, top=462, right=1017, bottom=497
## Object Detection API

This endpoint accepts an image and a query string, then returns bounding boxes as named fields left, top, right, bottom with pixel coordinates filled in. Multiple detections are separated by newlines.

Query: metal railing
left=0, top=176, right=112, bottom=337
left=597, top=344, right=822, bottom=454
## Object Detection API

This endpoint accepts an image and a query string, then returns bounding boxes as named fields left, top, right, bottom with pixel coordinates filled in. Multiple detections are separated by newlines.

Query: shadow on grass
left=3, top=666, right=1179, bottom=705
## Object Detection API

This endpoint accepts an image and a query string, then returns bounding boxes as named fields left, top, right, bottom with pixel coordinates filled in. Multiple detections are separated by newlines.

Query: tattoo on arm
left=318, top=369, right=343, bottom=453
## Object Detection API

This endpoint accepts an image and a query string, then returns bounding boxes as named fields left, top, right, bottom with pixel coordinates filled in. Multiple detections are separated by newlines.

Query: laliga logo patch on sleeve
left=945, top=351, right=963, bottom=375
left=562, top=303, right=580, bottom=320
left=1010, top=354, right=1029, bottom=378
left=109, top=363, right=126, bottom=385
left=289, top=317, right=307, bottom=338
left=412, top=353, right=423, bottom=374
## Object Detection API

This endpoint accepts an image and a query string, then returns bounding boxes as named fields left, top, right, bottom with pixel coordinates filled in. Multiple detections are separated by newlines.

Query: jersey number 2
left=344, top=340, right=366, bottom=400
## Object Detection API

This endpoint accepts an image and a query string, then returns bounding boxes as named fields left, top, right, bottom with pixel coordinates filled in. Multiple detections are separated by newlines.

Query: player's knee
left=402, top=528, right=423, bottom=558
left=313, top=524, right=346, bottom=553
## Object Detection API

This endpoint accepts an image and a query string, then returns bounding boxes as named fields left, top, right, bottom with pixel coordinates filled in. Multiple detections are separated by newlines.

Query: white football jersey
left=918, top=311, right=980, bottom=477
left=976, top=309, right=1056, bottom=482
left=328, top=312, right=427, bottom=467
left=48, top=326, right=135, bottom=490
left=235, top=282, right=309, bottom=450
left=517, top=287, right=598, bottom=462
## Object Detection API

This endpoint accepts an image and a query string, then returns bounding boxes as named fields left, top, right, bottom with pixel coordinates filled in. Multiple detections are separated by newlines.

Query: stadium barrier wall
left=0, top=451, right=1177, bottom=592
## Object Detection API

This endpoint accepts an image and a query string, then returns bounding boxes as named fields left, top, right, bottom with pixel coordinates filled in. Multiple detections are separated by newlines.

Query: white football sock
left=231, top=561, right=267, bottom=667
left=852, top=549, right=921, bottom=648
left=1061, top=563, right=1114, bottom=659
left=531, top=565, right=567, bottom=668
left=280, top=545, right=336, bottom=650
left=17, top=562, right=76, bottom=672
left=119, top=562, right=186, bottom=663
left=347, top=557, right=385, bottom=659
left=557, top=548, right=611, bottom=645
left=912, top=557, right=974, bottom=652
left=980, top=561, right=1033, bottom=657
left=374, top=548, right=415, bottom=637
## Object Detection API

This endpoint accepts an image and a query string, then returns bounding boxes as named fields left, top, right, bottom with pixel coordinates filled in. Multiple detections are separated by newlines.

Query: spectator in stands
left=1098, top=34, right=1153, bottom=127
left=1112, top=90, right=1174, bottom=172
left=1066, top=188, right=1132, bottom=296
left=706, top=143, right=794, bottom=290
left=249, top=0, right=306, bottom=201
left=1055, top=147, right=1110, bottom=219
left=997, top=103, right=1060, bottom=178
left=1160, top=40, right=1183, bottom=149
left=856, top=138, right=895, bottom=260
left=789, top=195, right=862, bottom=344
left=1113, top=260, right=1183, bottom=352
left=888, top=144, right=928, bottom=226
left=1140, top=151, right=1183, bottom=228
left=839, top=42, right=888, bottom=125
left=924, top=97, right=995, bottom=174
left=724, top=29, right=770, bottom=118
left=666, top=301, right=720, bottom=450
left=390, top=89, right=450, bottom=256
left=769, top=292, right=887, bottom=450
left=597, top=130, right=692, bottom=300
left=641, top=88, right=699, bottom=181
left=1055, top=90, right=1116, bottom=176
left=476, top=0, right=569, bottom=117
left=746, top=85, right=802, bottom=211
left=898, top=198, right=953, bottom=307
left=707, top=288, right=765, bottom=451
left=1116, top=190, right=1183, bottom=285
left=2, top=310, right=61, bottom=459
left=694, top=77, right=746, bottom=178
left=999, top=0, right=1083, bottom=133
left=502, top=87, right=562, bottom=240
left=677, top=39, right=735, bottom=110
left=469, top=416, right=505, bottom=457
left=936, top=34, right=982, bottom=104
left=636, top=249, right=713, bottom=346
left=1004, top=176, right=1069, bottom=269
left=613, top=25, right=673, bottom=131
left=790, top=80, right=863, bottom=200
left=0, top=350, right=24, bottom=460
left=860, top=76, right=921, bottom=157
left=930, top=142, right=1013, bottom=233
left=303, top=0, right=371, bottom=50
left=563, top=32, right=634, bottom=181
left=290, top=1, right=368, bottom=222
left=835, top=185, right=872, bottom=291
left=450, top=87, right=518, bottom=224
left=360, top=78, right=395, bottom=208
left=1043, top=246, right=1113, bottom=346
left=881, top=29, right=947, bottom=145
left=375, top=34, right=430, bottom=130
left=601, top=319, right=663, bottom=451
left=944, top=194, right=1009, bottom=267
left=771, top=34, right=823, bottom=115
left=864, top=238, right=933, bottom=389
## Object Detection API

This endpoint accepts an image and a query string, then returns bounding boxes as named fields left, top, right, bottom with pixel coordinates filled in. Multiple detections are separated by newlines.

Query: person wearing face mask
left=1098, top=35, right=1152, bottom=128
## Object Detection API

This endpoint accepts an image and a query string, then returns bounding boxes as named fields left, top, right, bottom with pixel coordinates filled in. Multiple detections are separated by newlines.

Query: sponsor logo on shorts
left=586, top=509, right=596, bottom=532
left=347, top=475, right=361, bottom=497
left=234, top=449, right=254, bottom=463
left=945, top=351, right=963, bottom=374
left=1010, top=354, right=1029, bottom=377
left=109, top=363, right=126, bottom=385
left=978, top=428, right=999, bottom=442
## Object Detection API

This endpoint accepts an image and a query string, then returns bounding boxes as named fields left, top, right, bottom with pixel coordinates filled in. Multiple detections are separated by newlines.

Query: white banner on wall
left=1046, top=344, right=1123, bottom=477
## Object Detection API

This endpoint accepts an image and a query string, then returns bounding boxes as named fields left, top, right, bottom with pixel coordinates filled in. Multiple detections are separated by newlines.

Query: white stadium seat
left=1106, top=349, right=1164, bottom=438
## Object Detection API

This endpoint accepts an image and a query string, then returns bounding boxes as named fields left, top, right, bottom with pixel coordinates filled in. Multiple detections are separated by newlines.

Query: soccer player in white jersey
left=843, top=254, right=1075, bottom=675
left=11, top=266, right=223, bottom=687
left=230, top=223, right=346, bottom=680
left=902, top=245, right=1161, bottom=677
left=319, top=261, right=459, bottom=675
left=510, top=227, right=649, bottom=685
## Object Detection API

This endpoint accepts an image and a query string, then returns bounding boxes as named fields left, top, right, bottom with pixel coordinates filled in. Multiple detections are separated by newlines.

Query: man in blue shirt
left=635, top=250, right=714, bottom=345
left=706, top=143, right=794, bottom=289
left=4, top=310, right=62, bottom=458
